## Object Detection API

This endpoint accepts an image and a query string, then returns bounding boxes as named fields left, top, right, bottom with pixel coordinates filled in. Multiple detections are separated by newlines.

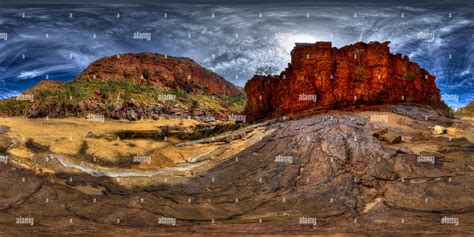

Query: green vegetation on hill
left=0, top=79, right=246, bottom=118
left=455, top=101, right=474, bottom=117
left=0, top=99, right=26, bottom=116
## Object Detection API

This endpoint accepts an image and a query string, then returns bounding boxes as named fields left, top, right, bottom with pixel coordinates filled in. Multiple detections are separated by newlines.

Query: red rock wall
left=244, top=41, right=443, bottom=122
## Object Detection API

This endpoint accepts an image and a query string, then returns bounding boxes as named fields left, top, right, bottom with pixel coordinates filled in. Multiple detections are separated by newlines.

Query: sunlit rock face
left=245, top=41, right=444, bottom=122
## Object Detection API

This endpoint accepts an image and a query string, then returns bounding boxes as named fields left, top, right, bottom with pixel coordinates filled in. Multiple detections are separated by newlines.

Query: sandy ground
left=1, top=110, right=471, bottom=172
left=0, top=116, right=267, bottom=171
left=0, top=117, right=200, bottom=168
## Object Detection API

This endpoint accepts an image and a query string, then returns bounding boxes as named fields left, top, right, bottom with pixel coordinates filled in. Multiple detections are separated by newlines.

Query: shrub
left=142, top=70, right=150, bottom=79
left=123, top=92, right=132, bottom=102
left=396, top=117, right=406, bottom=126
left=0, top=99, right=26, bottom=116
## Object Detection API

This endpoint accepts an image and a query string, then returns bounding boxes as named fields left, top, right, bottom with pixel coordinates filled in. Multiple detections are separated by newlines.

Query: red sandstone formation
left=0, top=53, right=245, bottom=120
left=76, top=52, right=242, bottom=97
left=245, top=41, right=444, bottom=122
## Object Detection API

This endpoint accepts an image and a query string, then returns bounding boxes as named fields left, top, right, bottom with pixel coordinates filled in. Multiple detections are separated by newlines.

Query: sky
left=0, top=0, right=472, bottom=108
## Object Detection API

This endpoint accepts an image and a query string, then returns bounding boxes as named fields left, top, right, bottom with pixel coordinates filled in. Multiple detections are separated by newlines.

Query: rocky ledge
left=245, top=41, right=448, bottom=122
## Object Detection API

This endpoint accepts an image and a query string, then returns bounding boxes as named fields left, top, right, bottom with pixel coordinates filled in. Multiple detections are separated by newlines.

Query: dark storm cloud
left=0, top=0, right=472, bottom=107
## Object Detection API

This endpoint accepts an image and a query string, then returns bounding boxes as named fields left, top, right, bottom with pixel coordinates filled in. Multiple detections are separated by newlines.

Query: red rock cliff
left=245, top=41, right=443, bottom=122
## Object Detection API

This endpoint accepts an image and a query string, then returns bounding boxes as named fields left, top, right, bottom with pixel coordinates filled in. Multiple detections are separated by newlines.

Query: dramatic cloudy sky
left=0, top=0, right=472, bottom=107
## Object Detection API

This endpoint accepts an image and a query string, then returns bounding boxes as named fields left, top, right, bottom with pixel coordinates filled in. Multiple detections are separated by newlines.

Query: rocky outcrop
left=76, top=53, right=242, bottom=97
left=245, top=41, right=444, bottom=122
left=2, top=53, right=245, bottom=120
left=456, top=101, right=474, bottom=117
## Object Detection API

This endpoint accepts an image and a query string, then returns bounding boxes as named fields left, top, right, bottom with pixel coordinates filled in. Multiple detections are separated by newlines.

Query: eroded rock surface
left=0, top=106, right=472, bottom=234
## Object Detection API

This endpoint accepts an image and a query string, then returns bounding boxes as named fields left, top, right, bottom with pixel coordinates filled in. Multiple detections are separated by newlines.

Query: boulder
left=85, top=132, right=100, bottom=138
left=432, top=125, right=447, bottom=135
left=398, top=146, right=414, bottom=155
left=380, top=131, right=402, bottom=144
left=126, top=110, right=139, bottom=121
left=401, top=135, right=412, bottom=143
left=0, top=134, right=12, bottom=152
left=372, top=128, right=388, bottom=137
